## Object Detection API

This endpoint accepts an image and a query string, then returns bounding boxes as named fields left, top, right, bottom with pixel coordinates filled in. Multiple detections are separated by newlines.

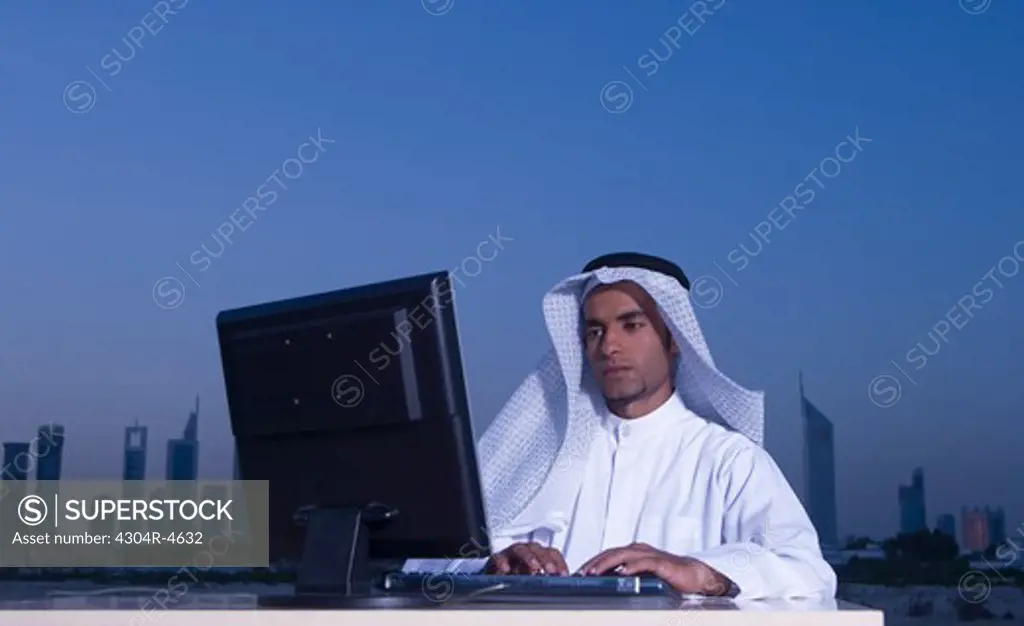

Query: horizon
left=0, top=369, right=1014, bottom=543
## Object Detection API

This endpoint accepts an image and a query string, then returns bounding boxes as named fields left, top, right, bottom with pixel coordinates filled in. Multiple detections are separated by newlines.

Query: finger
left=691, top=561, right=733, bottom=596
left=577, top=557, right=598, bottom=573
left=509, top=543, right=544, bottom=574
left=525, top=544, right=565, bottom=575
left=703, top=574, right=732, bottom=597
left=599, top=546, right=658, bottom=575
left=488, top=552, right=511, bottom=575
left=575, top=554, right=603, bottom=575
left=580, top=548, right=633, bottom=576
left=577, top=548, right=620, bottom=575
left=538, top=547, right=570, bottom=575
left=617, top=556, right=664, bottom=577
left=577, top=550, right=615, bottom=575
left=579, top=543, right=659, bottom=575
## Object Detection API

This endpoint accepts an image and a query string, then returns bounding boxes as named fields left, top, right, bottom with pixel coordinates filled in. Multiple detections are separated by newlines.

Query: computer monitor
left=215, top=270, right=490, bottom=596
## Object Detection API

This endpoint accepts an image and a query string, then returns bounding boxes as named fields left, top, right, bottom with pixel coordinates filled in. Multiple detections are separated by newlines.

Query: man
left=404, top=253, right=836, bottom=599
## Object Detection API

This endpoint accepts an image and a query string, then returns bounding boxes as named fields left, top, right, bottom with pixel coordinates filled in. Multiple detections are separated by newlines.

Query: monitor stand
left=258, top=503, right=441, bottom=609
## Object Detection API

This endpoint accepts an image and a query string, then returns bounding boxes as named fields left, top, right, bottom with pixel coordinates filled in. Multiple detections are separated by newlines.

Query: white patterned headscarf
left=476, top=261, right=764, bottom=536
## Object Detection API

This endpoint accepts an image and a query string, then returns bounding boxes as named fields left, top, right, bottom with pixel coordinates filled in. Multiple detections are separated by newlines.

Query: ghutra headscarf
left=476, top=252, right=765, bottom=537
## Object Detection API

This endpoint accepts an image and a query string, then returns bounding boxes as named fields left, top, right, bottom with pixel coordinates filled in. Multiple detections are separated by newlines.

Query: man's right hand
left=483, top=542, right=569, bottom=576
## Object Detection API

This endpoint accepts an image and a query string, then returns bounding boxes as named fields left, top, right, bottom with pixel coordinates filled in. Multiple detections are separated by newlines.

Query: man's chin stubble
left=603, top=386, right=647, bottom=406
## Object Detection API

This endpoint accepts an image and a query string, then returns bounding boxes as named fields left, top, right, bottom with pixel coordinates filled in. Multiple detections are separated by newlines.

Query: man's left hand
left=577, top=543, right=732, bottom=596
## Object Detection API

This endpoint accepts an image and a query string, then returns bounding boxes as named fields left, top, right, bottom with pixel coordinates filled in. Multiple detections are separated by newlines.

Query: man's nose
left=599, top=330, right=622, bottom=356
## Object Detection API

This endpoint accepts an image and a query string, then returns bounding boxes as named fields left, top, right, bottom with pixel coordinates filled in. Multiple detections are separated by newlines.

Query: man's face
left=582, top=281, right=676, bottom=403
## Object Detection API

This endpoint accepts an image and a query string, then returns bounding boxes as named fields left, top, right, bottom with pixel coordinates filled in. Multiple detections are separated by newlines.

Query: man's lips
left=602, top=365, right=632, bottom=376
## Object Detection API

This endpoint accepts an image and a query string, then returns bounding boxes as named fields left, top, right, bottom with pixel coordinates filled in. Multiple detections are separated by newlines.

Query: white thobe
left=403, top=393, right=837, bottom=600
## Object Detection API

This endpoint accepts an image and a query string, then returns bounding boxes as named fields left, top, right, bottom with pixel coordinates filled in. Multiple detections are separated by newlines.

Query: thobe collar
left=600, top=391, right=694, bottom=444
left=499, top=391, right=694, bottom=535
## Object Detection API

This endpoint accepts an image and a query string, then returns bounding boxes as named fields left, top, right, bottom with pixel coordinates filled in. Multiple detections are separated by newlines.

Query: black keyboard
left=383, top=571, right=671, bottom=598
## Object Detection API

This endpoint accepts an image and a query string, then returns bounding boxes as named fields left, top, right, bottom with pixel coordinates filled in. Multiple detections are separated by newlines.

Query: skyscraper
left=936, top=513, right=956, bottom=540
left=183, top=395, right=198, bottom=442
left=986, top=506, right=1006, bottom=547
left=962, top=506, right=989, bottom=552
left=1, top=442, right=31, bottom=480
left=898, top=468, right=927, bottom=534
left=166, top=396, right=200, bottom=480
left=800, top=371, right=839, bottom=548
left=123, top=419, right=148, bottom=481
left=34, top=423, right=65, bottom=480
left=121, top=419, right=149, bottom=538
left=1, top=442, right=31, bottom=564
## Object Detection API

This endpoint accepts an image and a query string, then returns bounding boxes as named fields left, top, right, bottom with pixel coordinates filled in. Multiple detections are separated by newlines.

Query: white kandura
left=403, top=266, right=835, bottom=599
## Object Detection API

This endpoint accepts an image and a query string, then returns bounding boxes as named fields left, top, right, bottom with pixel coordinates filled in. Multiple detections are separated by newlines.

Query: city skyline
left=0, top=398, right=209, bottom=484
left=1, top=387, right=1014, bottom=545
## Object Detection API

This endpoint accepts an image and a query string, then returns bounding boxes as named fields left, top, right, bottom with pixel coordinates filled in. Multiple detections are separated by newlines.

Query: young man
left=405, top=253, right=836, bottom=599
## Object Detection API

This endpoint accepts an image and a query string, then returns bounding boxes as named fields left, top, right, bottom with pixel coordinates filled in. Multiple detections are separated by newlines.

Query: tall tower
left=33, top=424, right=66, bottom=514
left=1, top=442, right=31, bottom=480
left=34, top=423, right=65, bottom=481
left=985, top=506, right=1006, bottom=547
left=800, top=371, right=839, bottom=548
left=961, top=506, right=989, bottom=552
left=166, top=395, right=200, bottom=480
left=184, top=395, right=198, bottom=442
left=1, top=442, right=31, bottom=563
left=123, top=419, right=148, bottom=481
left=898, top=468, right=927, bottom=534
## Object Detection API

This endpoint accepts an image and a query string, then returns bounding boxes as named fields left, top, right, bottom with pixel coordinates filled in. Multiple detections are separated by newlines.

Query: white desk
left=0, top=592, right=884, bottom=625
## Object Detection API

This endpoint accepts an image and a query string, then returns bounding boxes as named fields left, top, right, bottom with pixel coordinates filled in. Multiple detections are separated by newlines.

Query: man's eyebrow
left=584, top=309, right=647, bottom=326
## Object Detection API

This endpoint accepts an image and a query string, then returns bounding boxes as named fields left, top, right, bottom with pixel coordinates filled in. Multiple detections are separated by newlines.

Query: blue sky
left=1, top=0, right=1022, bottom=540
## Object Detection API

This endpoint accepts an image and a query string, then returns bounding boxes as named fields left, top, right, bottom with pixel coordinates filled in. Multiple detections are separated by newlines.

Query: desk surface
left=0, top=591, right=885, bottom=625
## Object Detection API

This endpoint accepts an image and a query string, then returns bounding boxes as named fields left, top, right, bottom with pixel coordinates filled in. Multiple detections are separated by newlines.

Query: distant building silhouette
left=1, top=442, right=31, bottom=564
left=986, top=506, right=1006, bottom=547
left=1, top=442, right=31, bottom=480
left=34, top=423, right=65, bottom=480
left=962, top=506, right=989, bottom=552
left=936, top=513, right=956, bottom=540
left=898, top=468, right=927, bottom=534
left=123, top=419, right=148, bottom=481
left=166, top=395, right=200, bottom=480
left=121, top=419, right=149, bottom=537
left=183, top=395, right=198, bottom=441
left=799, top=371, right=839, bottom=548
